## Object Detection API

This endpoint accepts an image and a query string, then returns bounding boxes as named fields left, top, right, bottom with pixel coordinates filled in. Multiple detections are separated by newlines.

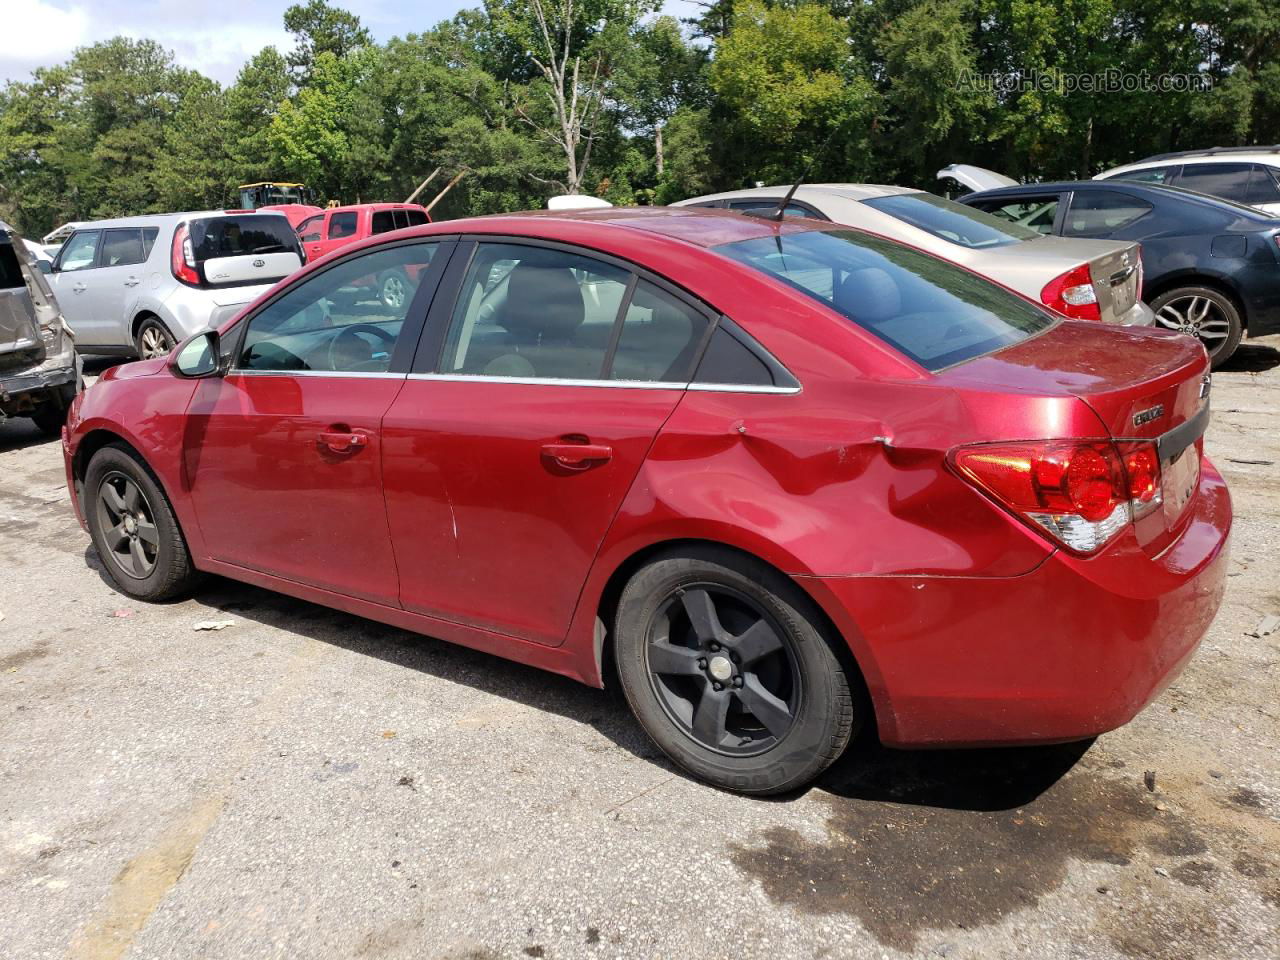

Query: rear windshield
left=862, top=192, right=1042, bottom=248
left=0, top=241, right=23, bottom=289
left=714, top=229, right=1056, bottom=371
left=189, top=215, right=301, bottom=263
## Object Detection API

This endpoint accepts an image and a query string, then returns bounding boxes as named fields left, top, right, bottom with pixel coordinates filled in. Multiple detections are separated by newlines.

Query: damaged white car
left=1, top=220, right=82, bottom=436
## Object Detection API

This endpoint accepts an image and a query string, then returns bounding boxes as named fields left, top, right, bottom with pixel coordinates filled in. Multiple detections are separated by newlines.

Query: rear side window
left=1104, top=166, right=1173, bottom=184
left=1176, top=163, right=1254, bottom=202
left=607, top=280, right=709, bottom=382
left=328, top=212, right=358, bottom=239
left=972, top=197, right=1059, bottom=235
left=1063, top=191, right=1153, bottom=235
left=99, top=228, right=159, bottom=267
left=1243, top=165, right=1280, bottom=204
left=715, top=229, right=1056, bottom=372
left=863, top=192, right=1040, bottom=248
left=189, top=215, right=300, bottom=263
left=694, top=328, right=775, bottom=386
left=729, top=200, right=827, bottom=221
left=0, top=242, right=23, bottom=289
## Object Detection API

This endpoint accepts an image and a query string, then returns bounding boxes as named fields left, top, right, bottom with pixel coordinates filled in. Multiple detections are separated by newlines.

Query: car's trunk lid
left=940, top=322, right=1211, bottom=547
left=991, top=235, right=1142, bottom=324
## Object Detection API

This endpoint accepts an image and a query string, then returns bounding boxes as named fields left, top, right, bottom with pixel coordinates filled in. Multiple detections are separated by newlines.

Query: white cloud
left=6, top=0, right=90, bottom=76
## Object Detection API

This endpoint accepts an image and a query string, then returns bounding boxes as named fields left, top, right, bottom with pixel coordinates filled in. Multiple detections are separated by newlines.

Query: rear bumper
left=1120, top=300, right=1155, bottom=326
left=813, top=457, right=1231, bottom=747
left=0, top=341, right=79, bottom=412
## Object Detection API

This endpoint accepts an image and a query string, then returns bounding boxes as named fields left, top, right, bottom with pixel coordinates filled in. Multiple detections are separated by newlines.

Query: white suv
left=1095, top=147, right=1280, bottom=216
left=48, top=210, right=304, bottom=359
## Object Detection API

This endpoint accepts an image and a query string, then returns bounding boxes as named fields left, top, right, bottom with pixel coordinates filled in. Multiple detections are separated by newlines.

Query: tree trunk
left=1081, top=115, right=1093, bottom=176
left=655, top=123, right=665, bottom=177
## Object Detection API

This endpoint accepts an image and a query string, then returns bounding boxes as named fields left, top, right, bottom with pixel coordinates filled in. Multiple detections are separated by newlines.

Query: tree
left=283, top=0, right=372, bottom=81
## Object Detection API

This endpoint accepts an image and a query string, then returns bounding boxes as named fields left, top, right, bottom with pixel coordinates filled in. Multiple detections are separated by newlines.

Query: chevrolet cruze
left=61, top=207, right=1231, bottom=794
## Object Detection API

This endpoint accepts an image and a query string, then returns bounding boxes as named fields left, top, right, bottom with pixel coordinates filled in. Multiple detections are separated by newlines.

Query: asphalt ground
left=2, top=343, right=1277, bottom=960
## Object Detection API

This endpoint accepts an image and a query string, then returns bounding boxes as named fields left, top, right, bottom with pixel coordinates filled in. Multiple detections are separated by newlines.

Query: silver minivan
left=49, top=210, right=304, bottom=359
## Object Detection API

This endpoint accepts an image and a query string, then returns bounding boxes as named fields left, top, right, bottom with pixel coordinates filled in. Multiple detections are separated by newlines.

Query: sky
left=4, top=0, right=704, bottom=86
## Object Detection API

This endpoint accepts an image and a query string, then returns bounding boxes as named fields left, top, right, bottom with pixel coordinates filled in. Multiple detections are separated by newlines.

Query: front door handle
left=124, top=276, right=140, bottom=287
left=542, top=442, right=612, bottom=468
left=316, top=429, right=369, bottom=455
left=72, top=283, right=87, bottom=293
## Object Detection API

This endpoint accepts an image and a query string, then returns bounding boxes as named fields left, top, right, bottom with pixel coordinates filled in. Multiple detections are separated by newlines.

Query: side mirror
left=170, top=330, right=223, bottom=379
left=37, top=260, right=53, bottom=275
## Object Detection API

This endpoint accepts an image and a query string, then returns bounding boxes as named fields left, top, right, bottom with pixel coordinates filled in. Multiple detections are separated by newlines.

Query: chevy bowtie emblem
left=253, top=258, right=265, bottom=268
left=1133, top=404, right=1164, bottom=427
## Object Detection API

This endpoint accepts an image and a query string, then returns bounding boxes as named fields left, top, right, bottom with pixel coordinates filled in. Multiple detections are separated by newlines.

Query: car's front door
left=183, top=239, right=450, bottom=604
left=381, top=239, right=714, bottom=645
left=49, top=230, right=103, bottom=343
left=966, top=193, right=1066, bottom=235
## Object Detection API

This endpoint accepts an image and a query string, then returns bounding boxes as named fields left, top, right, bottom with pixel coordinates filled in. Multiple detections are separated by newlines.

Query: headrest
left=497, top=262, right=585, bottom=341
left=834, top=267, right=902, bottom=326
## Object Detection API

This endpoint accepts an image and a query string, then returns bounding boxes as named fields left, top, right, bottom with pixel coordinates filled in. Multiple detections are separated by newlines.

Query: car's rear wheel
left=1151, top=286, right=1242, bottom=368
left=614, top=547, right=856, bottom=794
left=85, top=444, right=198, bottom=601
left=135, top=317, right=176, bottom=360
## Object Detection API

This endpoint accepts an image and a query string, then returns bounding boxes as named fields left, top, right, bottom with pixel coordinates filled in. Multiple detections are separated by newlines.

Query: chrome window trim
left=405, top=372, right=800, bottom=394
left=228, top=369, right=405, bottom=379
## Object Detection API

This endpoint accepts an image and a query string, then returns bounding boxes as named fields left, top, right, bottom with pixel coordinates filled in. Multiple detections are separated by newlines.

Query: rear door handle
left=542, top=442, right=612, bottom=468
left=72, top=283, right=87, bottom=293
left=316, top=429, right=369, bottom=454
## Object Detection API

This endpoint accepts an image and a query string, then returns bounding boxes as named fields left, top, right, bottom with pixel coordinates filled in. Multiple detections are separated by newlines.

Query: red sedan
left=61, top=207, right=1230, bottom=794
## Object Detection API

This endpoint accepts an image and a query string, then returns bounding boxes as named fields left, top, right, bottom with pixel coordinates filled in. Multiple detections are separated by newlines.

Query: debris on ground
left=192, top=619, right=235, bottom=631
left=381, top=730, right=397, bottom=740
left=1143, top=770, right=1157, bottom=792
left=1224, top=457, right=1275, bottom=466
left=1246, top=614, right=1279, bottom=638
left=110, top=609, right=133, bottom=619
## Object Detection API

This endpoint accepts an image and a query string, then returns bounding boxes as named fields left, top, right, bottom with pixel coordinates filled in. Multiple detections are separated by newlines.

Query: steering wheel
left=326, top=323, right=397, bottom=371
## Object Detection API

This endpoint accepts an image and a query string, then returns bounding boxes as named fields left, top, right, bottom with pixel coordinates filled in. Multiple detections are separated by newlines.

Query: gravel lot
left=2, top=343, right=1277, bottom=960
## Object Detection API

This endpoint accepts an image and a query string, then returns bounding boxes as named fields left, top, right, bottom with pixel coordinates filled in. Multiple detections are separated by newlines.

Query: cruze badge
left=1133, top=404, right=1165, bottom=427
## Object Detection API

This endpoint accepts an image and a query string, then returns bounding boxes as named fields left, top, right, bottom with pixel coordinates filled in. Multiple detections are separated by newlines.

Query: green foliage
left=0, top=0, right=1278, bottom=238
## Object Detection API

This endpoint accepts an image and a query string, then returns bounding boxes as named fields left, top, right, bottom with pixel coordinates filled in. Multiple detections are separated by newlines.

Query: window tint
left=328, top=212, right=358, bottom=239
left=1243, top=165, right=1280, bottom=204
left=100, top=228, right=157, bottom=267
left=694, top=328, right=775, bottom=386
left=863, top=192, right=1041, bottom=248
left=1063, top=191, right=1153, bottom=235
left=1106, top=166, right=1172, bottom=184
left=607, top=280, right=708, bottom=382
left=237, top=242, right=437, bottom=373
left=297, top=215, right=323, bottom=243
left=189, top=215, right=299, bottom=263
left=371, top=211, right=396, bottom=234
left=57, top=231, right=100, bottom=272
left=729, top=200, right=826, bottom=220
left=975, top=197, right=1059, bottom=235
left=715, top=229, right=1056, bottom=372
left=0, top=242, right=23, bottom=289
left=1177, top=163, right=1253, bottom=202
left=440, top=243, right=630, bottom=380
left=405, top=209, right=429, bottom=227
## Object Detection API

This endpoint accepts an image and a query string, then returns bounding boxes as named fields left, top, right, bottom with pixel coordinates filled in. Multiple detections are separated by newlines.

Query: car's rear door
left=381, top=238, right=714, bottom=646
left=184, top=239, right=452, bottom=604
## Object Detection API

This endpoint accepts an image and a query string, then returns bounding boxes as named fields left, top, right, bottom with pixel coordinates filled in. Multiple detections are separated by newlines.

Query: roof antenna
left=768, top=118, right=847, bottom=221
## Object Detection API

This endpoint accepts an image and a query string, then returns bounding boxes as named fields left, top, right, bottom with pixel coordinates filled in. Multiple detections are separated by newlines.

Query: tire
left=85, top=444, right=199, bottom=601
left=378, top=269, right=411, bottom=311
left=614, top=547, right=856, bottom=795
left=135, top=316, right=176, bottom=361
left=30, top=404, right=67, bottom=437
left=1150, top=286, right=1243, bottom=369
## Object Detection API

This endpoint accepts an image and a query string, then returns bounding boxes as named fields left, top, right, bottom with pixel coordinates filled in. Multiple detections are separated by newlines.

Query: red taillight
left=171, top=223, right=200, bottom=287
left=1041, top=263, right=1101, bottom=321
left=952, top=439, right=1163, bottom=554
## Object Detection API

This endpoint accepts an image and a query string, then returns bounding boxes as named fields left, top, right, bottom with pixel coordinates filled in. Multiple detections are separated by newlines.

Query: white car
left=48, top=210, right=304, bottom=359
left=1094, top=147, right=1280, bottom=216
left=675, top=185, right=1153, bottom=327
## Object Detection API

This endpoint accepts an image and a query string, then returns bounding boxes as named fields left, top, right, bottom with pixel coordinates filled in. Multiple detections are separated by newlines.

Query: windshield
left=714, top=229, right=1056, bottom=371
left=862, top=192, right=1042, bottom=248
left=189, top=215, right=302, bottom=262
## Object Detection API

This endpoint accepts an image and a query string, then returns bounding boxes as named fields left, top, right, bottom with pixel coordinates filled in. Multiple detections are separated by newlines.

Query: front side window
left=439, top=243, right=630, bottom=380
left=715, top=229, right=1056, bottom=372
left=297, top=216, right=323, bottom=243
left=1063, top=191, right=1153, bottom=235
left=1105, top=166, right=1172, bottom=184
left=237, top=242, right=438, bottom=373
left=973, top=197, right=1059, bottom=235
left=864, top=192, right=1041, bottom=248
left=57, top=231, right=101, bottom=272
left=328, top=212, right=358, bottom=239
left=1176, top=163, right=1254, bottom=203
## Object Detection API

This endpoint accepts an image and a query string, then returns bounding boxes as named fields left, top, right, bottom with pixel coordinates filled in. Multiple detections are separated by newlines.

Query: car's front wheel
left=85, top=444, right=199, bottom=601
left=378, top=269, right=411, bottom=311
left=614, top=547, right=857, bottom=794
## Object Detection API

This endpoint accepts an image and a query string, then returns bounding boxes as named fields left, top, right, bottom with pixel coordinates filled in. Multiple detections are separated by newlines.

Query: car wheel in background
left=30, top=404, right=68, bottom=437
left=135, top=317, right=177, bottom=360
left=85, top=444, right=199, bottom=601
left=378, top=269, right=410, bottom=311
left=614, top=546, right=857, bottom=795
left=1150, top=286, right=1243, bottom=368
